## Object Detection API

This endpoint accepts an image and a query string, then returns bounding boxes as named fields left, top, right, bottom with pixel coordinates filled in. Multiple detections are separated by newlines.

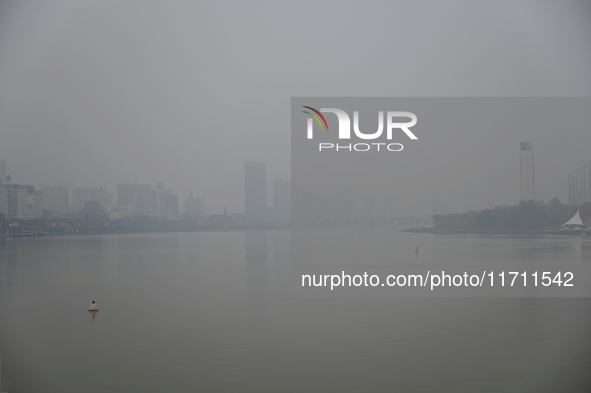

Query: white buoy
left=88, top=300, right=99, bottom=311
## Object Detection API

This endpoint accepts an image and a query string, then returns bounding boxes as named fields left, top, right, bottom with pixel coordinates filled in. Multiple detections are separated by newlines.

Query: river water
left=0, top=230, right=590, bottom=392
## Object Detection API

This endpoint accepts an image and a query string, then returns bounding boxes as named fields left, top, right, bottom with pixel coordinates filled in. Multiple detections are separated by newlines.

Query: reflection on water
left=0, top=231, right=590, bottom=392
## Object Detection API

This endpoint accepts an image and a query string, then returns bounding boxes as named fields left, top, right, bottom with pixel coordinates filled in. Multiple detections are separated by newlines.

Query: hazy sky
left=1, top=1, right=590, bottom=215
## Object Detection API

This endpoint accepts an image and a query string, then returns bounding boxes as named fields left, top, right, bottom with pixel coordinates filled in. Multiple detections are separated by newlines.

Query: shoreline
left=402, top=227, right=587, bottom=236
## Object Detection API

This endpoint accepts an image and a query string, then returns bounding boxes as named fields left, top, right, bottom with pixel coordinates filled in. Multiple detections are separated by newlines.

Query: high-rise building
left=117, top=183, right=152, bottom=213
left=274, top=180, right=292, bottom=222
left=519, top=142, right=535, bottom=202
left=245, top=162, right=266, bottom=221
left=161, top=195, right=178, bottom=217
left=568, top=160, right=591, bottom=206
left=0, top=180, right=43, bottom=219
left=72, top=187, right=108, bottom=211
left=185, top=191, right=203, bottom=218
left=41, top=186, right=68, bottom=213
left=153, top=182, right=177, bottom=216
left=0, top=158, right=6, bottom=185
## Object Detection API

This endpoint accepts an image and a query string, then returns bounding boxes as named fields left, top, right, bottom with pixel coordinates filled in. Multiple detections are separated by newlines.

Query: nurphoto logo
left=302, top=106, right=418, bottom=152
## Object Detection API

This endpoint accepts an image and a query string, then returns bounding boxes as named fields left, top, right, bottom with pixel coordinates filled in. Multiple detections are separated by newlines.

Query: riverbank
left=402, top=227, right=566, bottom=235
left=0, top=222, right=291, bottom=238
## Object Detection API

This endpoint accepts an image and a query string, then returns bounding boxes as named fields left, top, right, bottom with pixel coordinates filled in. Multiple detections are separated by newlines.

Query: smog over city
left=1, top=1, right=591, bottom=218
left=2, top=2, right=591, bottom=393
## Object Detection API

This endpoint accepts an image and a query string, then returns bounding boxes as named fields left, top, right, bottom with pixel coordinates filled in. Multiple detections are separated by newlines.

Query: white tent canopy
left=561, top=210, right=583, bottom=227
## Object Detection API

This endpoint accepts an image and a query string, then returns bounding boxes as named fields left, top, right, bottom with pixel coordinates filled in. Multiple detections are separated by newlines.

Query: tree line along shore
left=406, top=199, right=591, bottom=234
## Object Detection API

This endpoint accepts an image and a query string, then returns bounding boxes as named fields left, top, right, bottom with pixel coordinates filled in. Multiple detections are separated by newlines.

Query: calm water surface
left=0, top=230, right=590, bottom=392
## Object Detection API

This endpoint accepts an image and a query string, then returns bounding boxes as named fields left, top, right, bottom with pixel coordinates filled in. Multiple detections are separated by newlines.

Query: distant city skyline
left=3, top=149, right=591, bottom=221
left=1, top=2, right=590, bottom=218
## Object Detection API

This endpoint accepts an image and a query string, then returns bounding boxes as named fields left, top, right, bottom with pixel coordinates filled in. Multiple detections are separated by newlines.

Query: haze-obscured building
left=0, top=175, right=43, bottom=219
left=568, top=160, right=591, bottom=206
left=84, top=200, right=102, bottom=212
left=519, top=142, right=535, bottom=202
left=153, top=182, right=178, bottom=217
left=109, top=205, right=133, bottom=220
left=73, top=187, right=108, bottom=211
left=116, top=182, right=178, bottom=218
left=245, top=161, right=266, bottom=221
left=0, top=158, right=6, bottom=184
left=160, top=194, right=178, bottom=218
left=41, top=186, right=68, bottom=213
left=185, top=191, right=203, bottom=219
left=117, top=183, right=152, bottom=213
left=274, top=180, right=292, bottom=223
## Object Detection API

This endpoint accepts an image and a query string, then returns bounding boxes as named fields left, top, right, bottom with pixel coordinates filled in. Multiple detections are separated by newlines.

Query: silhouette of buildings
left=73, top=187, right=108, bottom=211
left=568, top=160, right=591, bottom=206
left=82, top=201, right=104, bottom=216
left=274, top=180, right=292, bottom=223
left=116, top=182, right=178, bottom=218
left=0, top=175, right=43, bottom=219
left=41, top=186, right=68, bottom=214
left=244, top=161, right=266, bottom=221
left=154, top=182, right=178, bottom=218
left=184, top=190, right=203, bottom=219
left=117, top=183, right=152, bottom=213
left=160, top=194, right=178, bottom=217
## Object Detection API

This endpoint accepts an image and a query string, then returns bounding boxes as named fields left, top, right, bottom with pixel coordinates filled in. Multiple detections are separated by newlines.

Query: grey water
left=0, top=230, right=590, bottom=392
